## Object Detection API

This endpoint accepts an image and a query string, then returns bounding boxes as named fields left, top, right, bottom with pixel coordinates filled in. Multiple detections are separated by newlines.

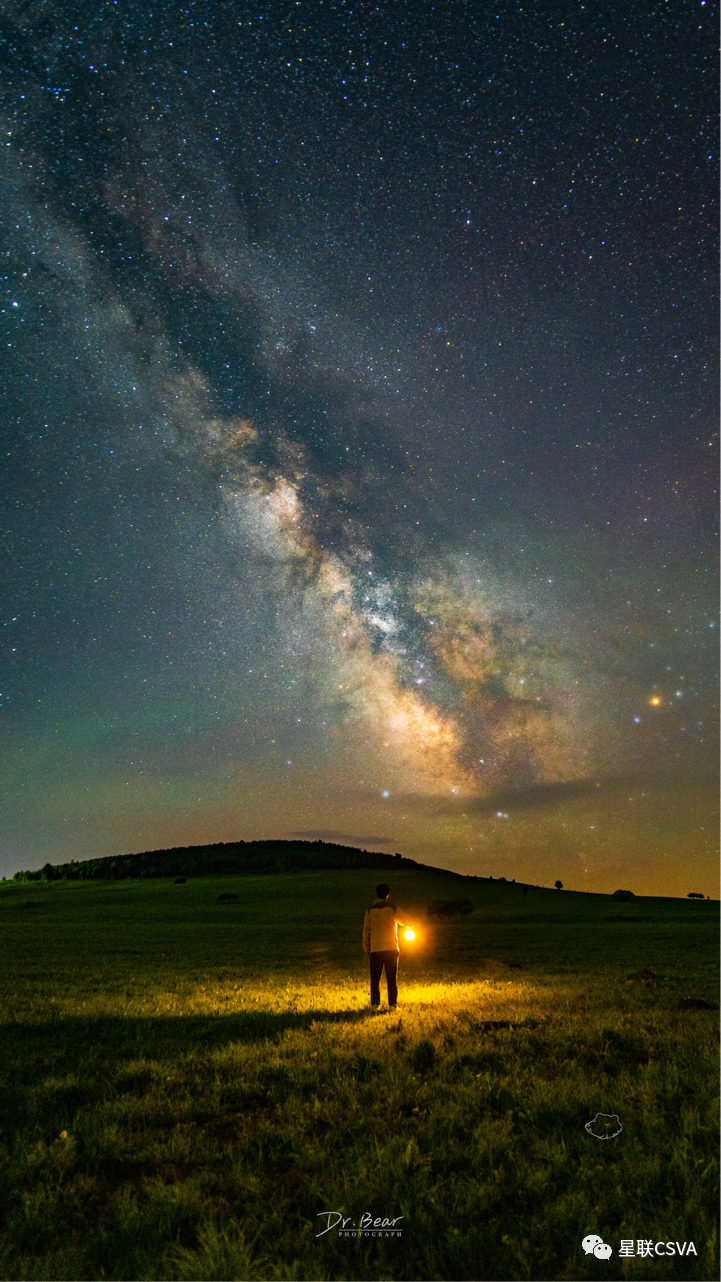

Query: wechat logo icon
left=582, top=1234, right=613, bottom=1259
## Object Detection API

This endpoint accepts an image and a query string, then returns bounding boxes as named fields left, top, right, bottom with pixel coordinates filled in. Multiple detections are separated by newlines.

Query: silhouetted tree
left=554, top=880, right=563, bottom=890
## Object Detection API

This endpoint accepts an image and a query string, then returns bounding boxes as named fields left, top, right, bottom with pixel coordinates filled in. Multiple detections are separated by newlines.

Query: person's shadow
left=4, top=1004, right=373, bottom=1065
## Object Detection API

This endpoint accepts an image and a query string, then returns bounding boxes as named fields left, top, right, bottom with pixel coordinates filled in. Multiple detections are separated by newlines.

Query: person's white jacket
left=362, top=898, right=407, bottom=954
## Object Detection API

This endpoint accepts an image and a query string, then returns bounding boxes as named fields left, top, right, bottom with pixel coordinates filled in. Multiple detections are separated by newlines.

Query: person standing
left=362, top=883, right=411, bottom=1011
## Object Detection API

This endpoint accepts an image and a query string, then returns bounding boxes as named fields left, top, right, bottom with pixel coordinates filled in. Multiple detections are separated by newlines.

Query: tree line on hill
left=11, top=839, right=433, bottom=883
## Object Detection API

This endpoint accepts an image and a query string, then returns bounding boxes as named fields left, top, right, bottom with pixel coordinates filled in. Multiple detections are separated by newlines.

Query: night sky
left=1, top=0, right=717, bottom=896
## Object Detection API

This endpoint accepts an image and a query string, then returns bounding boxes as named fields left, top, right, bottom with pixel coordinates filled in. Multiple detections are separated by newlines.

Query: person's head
left=376, top=883, right=390, bottom=899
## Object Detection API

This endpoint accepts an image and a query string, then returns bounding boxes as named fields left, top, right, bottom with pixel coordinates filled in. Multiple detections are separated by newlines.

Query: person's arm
left=395, top=908, right=416, bottom=938
left=362, top=910, right=371, bottom=954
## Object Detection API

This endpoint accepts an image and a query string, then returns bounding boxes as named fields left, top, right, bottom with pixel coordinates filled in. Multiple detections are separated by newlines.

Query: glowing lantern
left=404, top=928, right=416, bottom=941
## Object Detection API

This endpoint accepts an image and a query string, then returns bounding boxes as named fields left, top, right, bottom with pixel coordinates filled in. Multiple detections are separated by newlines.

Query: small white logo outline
left=585, top=1112, right=622, bottom=1140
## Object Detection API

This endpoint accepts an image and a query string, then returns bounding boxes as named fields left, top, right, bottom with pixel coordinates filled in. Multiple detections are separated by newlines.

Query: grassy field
left=0, top=869, right=717, bottom=1281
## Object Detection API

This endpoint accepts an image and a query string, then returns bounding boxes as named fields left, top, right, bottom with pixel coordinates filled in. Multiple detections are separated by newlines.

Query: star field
left=0, top=0, right=717, bottom=895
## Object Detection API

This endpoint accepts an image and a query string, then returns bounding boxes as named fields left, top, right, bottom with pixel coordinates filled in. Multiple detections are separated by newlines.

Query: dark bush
left=409, top=1039, right=437, bottom=1072
left=427, top=899, right=473, bottom=919
left=687, top=892, right=704, bottom=899
left=174, top=878, right=187, bottom=884
left=612, top=889, right=635, bottom=900
left=349, top=1054, right=381, bottom=1081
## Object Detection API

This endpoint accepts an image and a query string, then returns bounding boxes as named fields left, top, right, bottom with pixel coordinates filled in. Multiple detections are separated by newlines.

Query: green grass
left=0, top=870, right=717, bottom=1281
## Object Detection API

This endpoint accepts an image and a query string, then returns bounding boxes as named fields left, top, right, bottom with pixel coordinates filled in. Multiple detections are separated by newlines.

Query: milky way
left=1, top=0, right=717, bottom=895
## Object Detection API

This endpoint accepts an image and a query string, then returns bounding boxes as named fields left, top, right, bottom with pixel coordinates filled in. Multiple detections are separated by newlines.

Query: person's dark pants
left=369, top=949, right=399, bottom=1006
